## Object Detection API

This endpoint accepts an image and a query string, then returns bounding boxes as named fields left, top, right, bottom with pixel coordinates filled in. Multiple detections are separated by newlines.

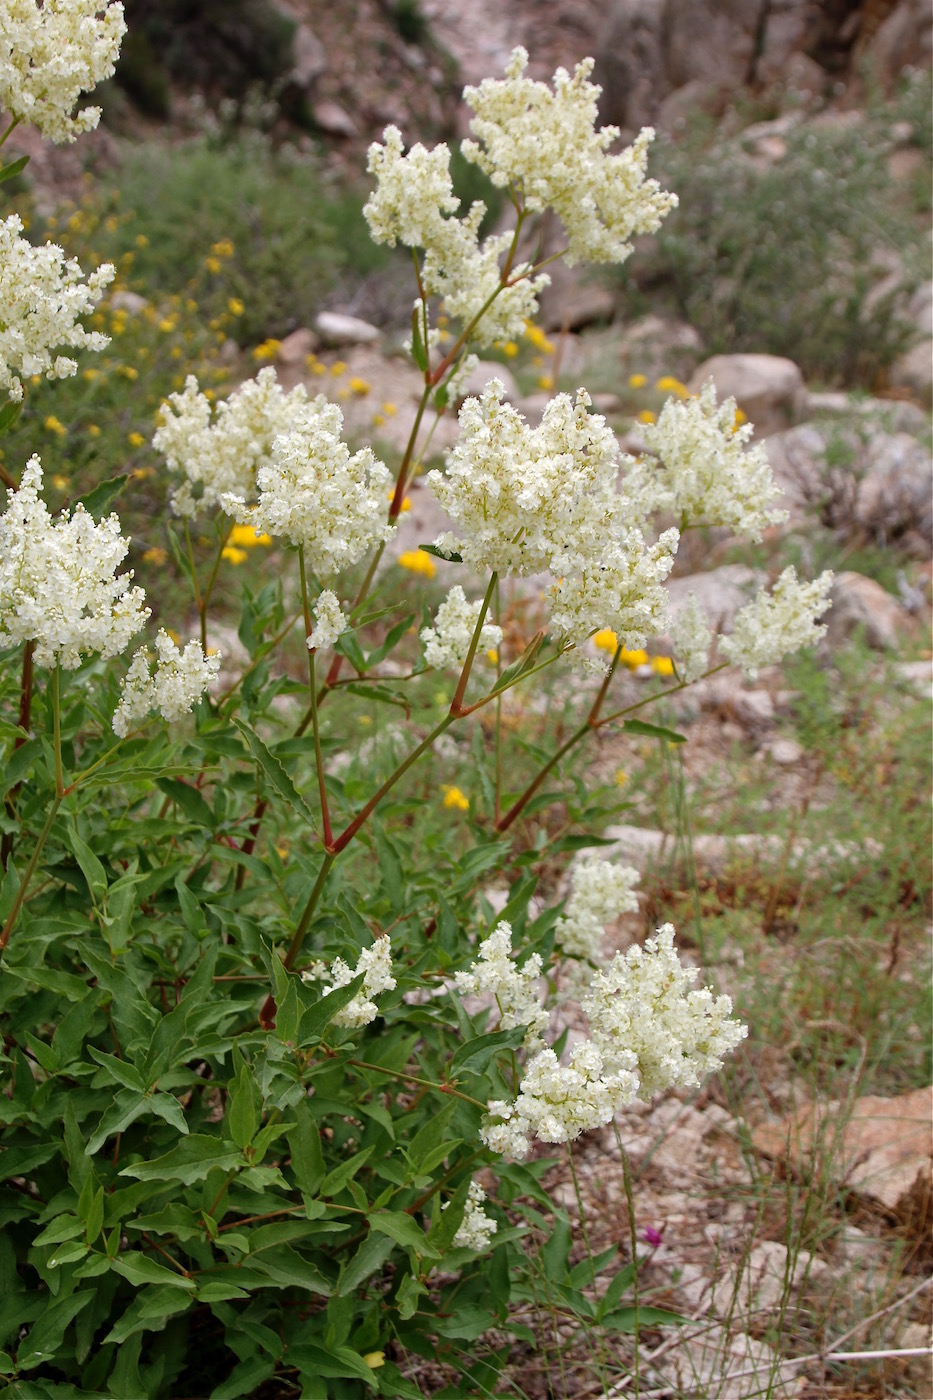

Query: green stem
left=344, top=1057, right=487, bottom=1110
left=183, top=523, right=205, bottom=648
left=199, top=524, right=231, bottom=654
left=1, top=641, right=34, bottom=873
left=0, top=795, right=62, bottom=953
left=0, top=115, right=22, bottom=154
left=449, top=572, right=497, bottom=716
left=52, top=664, right=64, bottom=798
left=281, top=852, right=337, bottom=973
left=299, top=548, right=333, bottom=850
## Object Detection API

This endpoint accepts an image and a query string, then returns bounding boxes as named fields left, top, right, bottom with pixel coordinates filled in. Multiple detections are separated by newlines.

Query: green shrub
left=616, top=113, right=926, bottom=388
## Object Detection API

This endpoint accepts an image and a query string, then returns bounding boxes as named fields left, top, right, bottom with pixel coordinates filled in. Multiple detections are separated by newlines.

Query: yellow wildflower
left=637, top=409, right=657, bottom=425
left=82, top=367, right=99, bottom=381
left=733, top=407, right=747, bottom=431
left=363, top=1353, right=386, bottom=1370
left=44, top=415, right=67, bottom=437
left=441, top=785, right=469, bottom=812
left=330, top=360, right=348, bottom=376
left=210, top=238, right=234, bottom=258
left=51, top=474, right=70, bottom=491
left=131, top=466, right=153, bottom=480
left=118, top=365, right=139, bottom=380
left=486, top=648, right=499, bottom=665
left=222, top=546, right=248, bottom=565
left=349, top=377, right=371, bottom=395
left=228, top=523, right=273, bottom=548
left=387, top=491, right=411, bottom=512
left=398, top=549, right=435, bottom=578
left=128, top=431, right=145, bottom=448
left=620, top=648, right=649, bottom=669
left=87, top=423, right=101, bottom=437
left=357, top=714, right=373, bottom=727
left=158, top=317, right=176, bottom=333
left=502, top=340, right=519, bottom=358
left=655, top=375, right=689, bottom=398
left=593, top=628, right=619, bottom=654
left=538, top=374, right=555, bottom=390
left=382, top=401, right=397, bottom=417
left=650, top=655, right=675, bottom=677
left=205, top=256, right=222, bottom=275
left=227, top=297, right=245, bottom=316
left=135, top=233, right=149, bottom=248
left=523, top=321, right=554, bottom=353
left=142, top=546, right=168, bottom=565
left=628, top=373, right=647, bottom=388
left=372, top=414, right=385, bottom=427
left=614, top=768, right=628, bottom=787
left=165, top=628, right=180, bottom=644
left=251, top=339, right=281, bottom=362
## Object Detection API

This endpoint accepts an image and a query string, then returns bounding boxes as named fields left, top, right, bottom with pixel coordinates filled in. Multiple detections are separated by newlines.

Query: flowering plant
left=0, top=32, right=832, bottom=1396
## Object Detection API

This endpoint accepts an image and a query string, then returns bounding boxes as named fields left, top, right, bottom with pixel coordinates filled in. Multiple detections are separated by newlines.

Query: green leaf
left=418, top=542, right=461, bottom=563
left=148, top=1093, right=190, bottom=1136
left=622, top=718, right=687, bottom=744
left=111, top=1253, right=197, bottom=1291
left=86, top=1090, right=150, bottom=1155
left=368, top=1211, right=440, bottom=1259
left=336, top=1232, right=394, bottom=1296
left=46, top=1240, right=89, bottom=1269
left=156, top=776, right=215, bottom=828
left=286, top=1098, right=325, bottom=1197
left=87, top=1047, right=146, bottom=1093
left=118, top=1135, right=241, bottom=1185
left=0, top=399, right=23, bottom=435
left=297, top=972, right=364, bottom=1042
left=405, top=1099, right=457, bottom=1174
left=232, top=718, right=316, bottom=822
left=319, top=1144, right=373, bottom=1199
left=597, top=1262, right=636, bottom=1319
left=75, top=474, right=128, bottom=521
left=288, top=1342, right=378, bottom=1388
left=15, top=1291, right=93, bottom=1370
left=227, top=1054, right=260, bottom=1149
left=491, top=631, right=544, bottom=696
left=410, top=305, right=428, bottom=372
left=433, top=1305, right=494, bottom=1341
left=601, top=1305, right=689, bottom=1332
left=210, top=1357, right=274, bottom=1400
left=247, top=1244, right=332, bottom=1295
left=66, top=828, right=107, bottom=902
left=0, top=154, right=28, bottom=185
left=104, top=1285, right=193, bottom=1345
left=450, top=1026, right=527, bottom=1076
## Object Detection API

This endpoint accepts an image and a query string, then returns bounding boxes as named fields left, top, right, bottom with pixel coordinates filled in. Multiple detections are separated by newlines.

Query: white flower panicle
left=364, top=126, right=548, bottom=348
left=307, top=589, right=346, bottom=652
left=429, top=382, right=678, bottom=647
left=0, top=215, right=114, bottom=402
left=0, top=456, right=148, bottom=668
left=721, top=567, right=833, bottom=680
left=582, top=925, right=747, bottom=1098
left=450, top=1181, right=498, bottom=1251
left=668, top=593, right=714, bottom=683
left=627, top=381, right=787, bottom=539
left=0, top=0, right=126, bottom=143
left=222, top=395, right=394, bottom=576
left=420, top=585, right=503, bottom=670
left=461, top=48, right=676, bottom=266
left=112, top=631, right=220, bottom=737
left=481, top=923, right=746, bottom=1158
left=454, top=921, right=549, bottom=1048
left=307, top=937, right=396, bottom=1029
left=153, top=368, right=312, bottom=520
left=555, top=857, right=640, bottom=964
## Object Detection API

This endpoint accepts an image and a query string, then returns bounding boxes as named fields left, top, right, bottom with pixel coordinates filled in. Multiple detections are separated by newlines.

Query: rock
left=313, top=311, right=382, bottom=346
left=616, top=313, right=706, bottom=382
left=895, top=659, right=933, bottom=698
left=276, top=327, right=319, bottom=365
left=753, top=1085, right=932, bottom=1231
left=311, top=100, right=358, bottom=138
left=769, top=737, right=804, bottom=765
left=889, top=338, right=933, bottom=407
left=827, top=572, right=911, bottom=651
left=710, top=1240, right=827, bottom=1318
left=290, top=24, right=327, bottom=89
left=907, top=280, right=933, bottom=336
left=761, top=424, right=828, bottom=525
left=108, top=290, right=149, bottom=315
left=600, top=824, right=879, bottom=878
left=854, top=432, right=933, bottom=545
left=461, top=360, right=519, bottom=402
left=802, top=392, right=929, bottom=436
left=688, top=354, right=806, bottom=435
left=665, top=0, right=759, bottom=94
left=866, top=0, right=933, bottom=91
left=647, top=1323, right=800, bottom=1400
left=594, top=0, right=668, bottom=132
left=538, top=263, right=616, bottom=332
left=666, top=565, right=763, bottom=634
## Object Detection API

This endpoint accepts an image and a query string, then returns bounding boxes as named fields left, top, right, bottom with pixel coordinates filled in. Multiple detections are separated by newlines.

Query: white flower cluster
left=428, top=382, right=678, bottom=648
left=0, top=456, right=148, bottom=668
left=0, top=0, right=126, bottom=143
left=721, top=567, right=833, bottom=680
left=307, top=589, right=347, bottom=652
left=450, top=1180, right=497, bottom=1251
left=420, top=585, right=503, bottom=670
left=454, top=921, right=549, bottom=1048
left=0, top=214, right=114, bottom=403
left=307, top=937, right=397, bottom=1029
left=112, top=631, right=220, bottom=737
left=462, top=48, right=676, bottom=266
left=667, top=593, right=714, bottom=683
left=582, top=925, right=747, bottom=1099
left=479, top=923, right=746, bottom=1158
left=555, top=857, right=640, bottom=964
left=153, top=368, right=312, bottom=520
left=364, top=125, right=547, bottom=347
left=223, top=396, right=394, bottom=577
left=626, top=382, right=787, bottom=540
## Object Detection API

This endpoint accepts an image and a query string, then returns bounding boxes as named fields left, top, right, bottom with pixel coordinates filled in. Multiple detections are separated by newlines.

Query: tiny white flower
left=420, top=585, right=502, bottom=670
left=668, top=592, right=713, bottom=684
left=307, top=590, right=346, bottom=652
left=449, top=1180, right=498, bottom=1251
left=321, top=937, right=396, bottom=1028
left=0, top=0, right=126, bottom=143
left=113, top=631, right=220, bottom=736
left=721, top=567, right=833, bottom=680
left=455, top=920, right=549, bottom=1049
left=555, top=857, right=640, bottom=964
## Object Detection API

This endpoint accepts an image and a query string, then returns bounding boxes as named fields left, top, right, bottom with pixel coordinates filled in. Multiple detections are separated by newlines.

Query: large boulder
left=827, top=571, right=911, bottom=650
left=688, top=354, right=806, bottom=435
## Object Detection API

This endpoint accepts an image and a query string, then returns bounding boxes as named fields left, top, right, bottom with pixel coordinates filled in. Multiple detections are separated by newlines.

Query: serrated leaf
left=112, top=1252, right=196, bottom=1290
left=622, top=718, right=686, bottom=744
left=87, top=1046, right=146, bottom=1093
left=450, top=1026, right=527, bottom=1076
left=76, top=474, right=128, bottom=520
left=118, top=1135, right=241, bottom=1184
left=336, top=1233, right=394, bottom=1297
left=156, top=776, right=215, bottom=828
left=232, top=718, right=316, bottom=823
left=418, top=543, right=461, bottom=563
left=15, top=1291, right=92, bottom=1369
left=368, top=1211, right=439, bottom=1259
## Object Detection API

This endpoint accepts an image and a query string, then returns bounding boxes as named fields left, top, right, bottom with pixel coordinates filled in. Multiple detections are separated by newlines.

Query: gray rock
left=827, top=572, right=910, bottom=651
left=889, top=339, right=933, bottom=407
left=867, top=0, right=933, bottom=91
left=770, top=737, right=804, bottom=765
left=688, top=353, right=806, bottom=435
left=311, top=101, right=358, bottom=139
left=109, top=290, right=149, bottom=315
left=666, top=565, right=762, bottom=633
left=314, top=311, right=382, bottom=346
left=594, top=0, right=668, bottom=131
left=538, top=263, right=616, bottom=332
left=616, top=313, right=706, bottom=382
left=854, top=432, right=933, bottom=545
left=461, top=361, right=519, bottom=402
left=276, top=327, right=318, bottom=365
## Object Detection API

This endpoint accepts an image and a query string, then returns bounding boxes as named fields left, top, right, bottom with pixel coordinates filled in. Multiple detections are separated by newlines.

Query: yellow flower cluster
left=398, top=550, right=436, bottom=578
left=441, top=785, right=470, bottom=811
